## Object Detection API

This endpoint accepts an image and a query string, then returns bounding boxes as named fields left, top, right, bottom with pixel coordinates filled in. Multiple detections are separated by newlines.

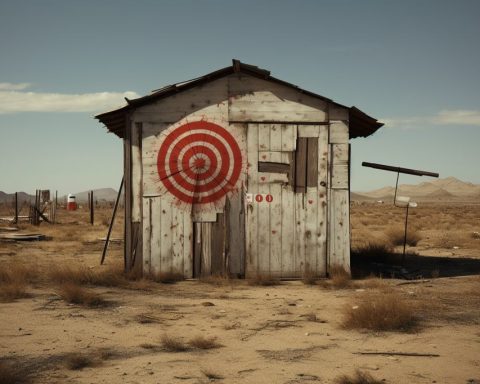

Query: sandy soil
left=1, top=204, right=479, bottom=384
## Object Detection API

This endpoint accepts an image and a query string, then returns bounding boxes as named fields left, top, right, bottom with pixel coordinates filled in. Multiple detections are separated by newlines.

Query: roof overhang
left=95, top=60, right=383, bottom=139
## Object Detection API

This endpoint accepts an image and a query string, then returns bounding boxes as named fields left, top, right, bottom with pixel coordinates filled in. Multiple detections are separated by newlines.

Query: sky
left=0, top=0, right=479, bottom=195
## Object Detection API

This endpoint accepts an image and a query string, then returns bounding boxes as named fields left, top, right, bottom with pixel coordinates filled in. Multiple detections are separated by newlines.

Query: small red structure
left=67, top=194, right=77, bottom=211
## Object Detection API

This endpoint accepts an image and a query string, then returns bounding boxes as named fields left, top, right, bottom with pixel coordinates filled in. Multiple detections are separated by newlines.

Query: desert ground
left=1, top=201, right=479, bottom=384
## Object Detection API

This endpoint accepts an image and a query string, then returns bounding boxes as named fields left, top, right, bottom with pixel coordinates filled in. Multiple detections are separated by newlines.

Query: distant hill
left=353, top=177, right=480, bottom=202
left=0, top=191, right=34, bottom=204
left=62, top=188, right=120, bottom=203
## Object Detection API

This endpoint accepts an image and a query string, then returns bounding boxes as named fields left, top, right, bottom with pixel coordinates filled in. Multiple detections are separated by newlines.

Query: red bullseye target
left=157, top=121, right=243, bottom=204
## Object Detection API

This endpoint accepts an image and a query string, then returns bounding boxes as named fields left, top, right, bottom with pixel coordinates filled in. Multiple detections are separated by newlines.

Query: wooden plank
left=192, top=210, right=217, bottom=223
left=329, top=189, right=350, bottom=272
left=295, top=137, right=308, bottom=193
left=193, top=223, right=202, bottom=277
left=258, top=162, right=290, bottom=174
left=329, top=104, right=349, bottom=120
left=306, top=137, right=318, bottom=187
left=329, top=121, right=349, bottom=144
left=269, top=182, right=282, bottom=276
left=210, top=213, right=225, bottom=275
left=142, top=198, right=152, bottom=275
left=135, top=77, right=229, bottom=123
left=171, top=206, right=184, bottom=274
left=317, top=126, right=328, bottom=276
left=226, top=191, right=245, bottom=277
left=332, top=143, right=349, bottom=165
left=281, top=124, right=297, bottom=151
left=331, top=164, right=349, bottom=189
left=258, top=123, right=271, bottom=151
left=131, top=122, right=142, bottom=222
left=160, top=199, right=172, bottom=272
left=258, top=151, right=289, bottom=164
left=200, top=223, right=212, bottom=276
left=228, top=75, right=327, bottom=123
left=257, top=172, right=271, bottom=275
left=298, top=125, right=320, bottom=137
left=245, top=123, right=259, bottom=277
left=269, top=124, right=282, bottom=151
left=280, top=184, right=295, bottom=277
left=294, top=193, right=305, bottom=277
left=183, top=211, right=193, bottom=278
left=304, top=188, right=318, bottom=276
left=150, top=196, right=162, bottom=274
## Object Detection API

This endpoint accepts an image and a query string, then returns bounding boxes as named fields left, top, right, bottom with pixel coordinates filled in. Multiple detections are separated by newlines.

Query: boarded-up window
left=295, top=137, right=318, bottom=193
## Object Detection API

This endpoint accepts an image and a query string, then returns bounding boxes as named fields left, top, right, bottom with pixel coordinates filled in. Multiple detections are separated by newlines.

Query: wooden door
left=245, top=124, right=328, bottom=278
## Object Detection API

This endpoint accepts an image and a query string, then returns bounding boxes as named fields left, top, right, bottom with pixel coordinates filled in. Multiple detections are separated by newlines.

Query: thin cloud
left=382, top=109, right=480, bottom=129
left=0, top=85, right=139, bottom=114
left=0, top=82, right=32, bottom=91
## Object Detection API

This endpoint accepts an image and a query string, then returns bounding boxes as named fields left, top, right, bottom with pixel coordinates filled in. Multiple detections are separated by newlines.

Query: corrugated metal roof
left=95, top=59, right=383, bottom=139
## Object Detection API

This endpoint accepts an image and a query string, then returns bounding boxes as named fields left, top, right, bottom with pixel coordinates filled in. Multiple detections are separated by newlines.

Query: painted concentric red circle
left=156, top=121, right=243, bottom=204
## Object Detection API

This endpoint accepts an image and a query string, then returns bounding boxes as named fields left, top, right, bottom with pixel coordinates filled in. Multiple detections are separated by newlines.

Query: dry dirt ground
left=0, top=203, right=479, bottom=384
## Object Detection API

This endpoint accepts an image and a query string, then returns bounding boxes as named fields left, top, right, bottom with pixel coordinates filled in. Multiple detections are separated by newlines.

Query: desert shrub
left=57, top=283, right=108, bottom=307
left=352, top=242, right=393, bottom=261
left=335, top=369, right=383, bottom=384
left=188, top=336, right=222, bottom=350
left=49, top=264, right=128, bottom=287
left=0, top=282, right=30, bottom=302
left=0, top=360, right=31, bottom=383
left=328, top=265, right=352, bottom=289
left=385, top=226, right=422, bottom=247
left=161, top=335, right=189, bottom=352
left=360, top=277, right=389, bottom=290
left=342, top=291, right=416, bottom=331
left=247, top=274, right=281, bottom=286
left=0, top=262, right=36, bottom=284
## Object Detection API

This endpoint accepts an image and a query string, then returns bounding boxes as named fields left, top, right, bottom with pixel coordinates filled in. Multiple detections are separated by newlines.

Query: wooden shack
left=96, top=60, right=382, bottom=278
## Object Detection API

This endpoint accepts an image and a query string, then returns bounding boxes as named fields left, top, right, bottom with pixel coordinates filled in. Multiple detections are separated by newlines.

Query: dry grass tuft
left=335, top=369, right=383, bottom=384
left=188, top=335, right=222, bottom=350
left=0, top=360, right=32, bottom=383
left=161, top=335, right=190, bottom=352
left=301, top=270, right=318, bottom=285
left=0, top=261, right=36, bottom=302
left=360, top=277, right=389, bottom=290
left=352, top=242, right=393, bottom=261
left=49, top=264, right=128, bottom=287
left=0, top=282, right=30, bottom=302
left=200, top=274, right=234, bottom=286
left=146, top=271, right=184, bottom=284
left=386, top=226, right=422, bottom=247
left=57, top=283, right=108, bottom=307
left=328, top=265, right=352, bottom=289
left=342, top=291, right=416, bottom=331
left=247, top=274, right=281, bottom=286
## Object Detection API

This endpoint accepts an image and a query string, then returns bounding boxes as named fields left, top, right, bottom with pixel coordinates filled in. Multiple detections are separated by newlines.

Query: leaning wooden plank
left=294, top=193, right=306, bottom=277
left=246, top=123, right=259, bottom=277
left=102, top=177, right=124, bottom=265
